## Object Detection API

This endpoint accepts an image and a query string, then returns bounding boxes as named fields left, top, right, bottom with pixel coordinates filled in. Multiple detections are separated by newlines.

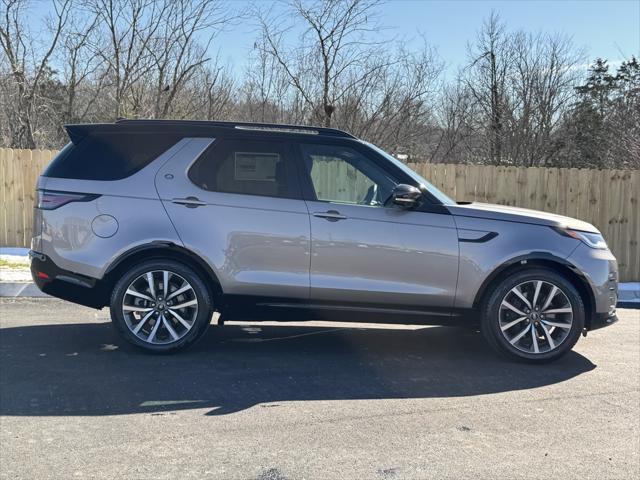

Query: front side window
left=364, top=141, right=455, bottom=206
left=300, top=143, right=397, bottom=206
left=189, top=139, right=297, bottom=198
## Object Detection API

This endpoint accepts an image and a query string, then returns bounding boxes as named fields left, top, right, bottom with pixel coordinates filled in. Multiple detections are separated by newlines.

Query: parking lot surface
left=0, top=298, right=638, bottom=479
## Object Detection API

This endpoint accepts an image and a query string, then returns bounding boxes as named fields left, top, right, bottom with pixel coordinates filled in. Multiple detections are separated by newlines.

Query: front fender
left=452, top=216, right=580, bottom=309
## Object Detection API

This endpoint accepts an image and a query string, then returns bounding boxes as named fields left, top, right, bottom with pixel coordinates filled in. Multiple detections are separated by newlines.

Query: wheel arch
left=472, top=253, right=596, bottom=328
left=102, top=242, right=223, bottom=304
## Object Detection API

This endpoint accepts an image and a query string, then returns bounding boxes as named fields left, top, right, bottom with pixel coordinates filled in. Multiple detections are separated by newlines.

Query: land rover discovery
left=30, top=120, right=619, bottom=362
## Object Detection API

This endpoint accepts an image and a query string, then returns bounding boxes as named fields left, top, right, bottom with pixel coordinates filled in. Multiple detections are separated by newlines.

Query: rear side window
left=44, top=133, right=183, bottom=180
left=188, top=138, right=300, bottom=199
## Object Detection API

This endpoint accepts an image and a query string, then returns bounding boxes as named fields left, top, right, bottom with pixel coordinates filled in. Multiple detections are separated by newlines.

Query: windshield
left=363, top=142, right=456, bottom=205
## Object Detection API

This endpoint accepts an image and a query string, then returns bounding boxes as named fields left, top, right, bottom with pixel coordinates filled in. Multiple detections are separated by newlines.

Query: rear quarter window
left=44, top=133, right=183, bottom=180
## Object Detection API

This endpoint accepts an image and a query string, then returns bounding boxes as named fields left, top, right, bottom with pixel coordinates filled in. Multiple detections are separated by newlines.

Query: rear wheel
left=110, top=259, right=213, bottom=353
left=481, top=268, right=585, bottom=363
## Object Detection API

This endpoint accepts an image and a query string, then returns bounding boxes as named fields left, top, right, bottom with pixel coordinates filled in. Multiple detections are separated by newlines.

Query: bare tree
left=0, top=0, right=72, bottom=147
left=464, top=11, right=511, bottom=164
left=57, top=6, right=105, bottom=127
left=253, top=0, right=444, bottom=157
left=458, top=12, right=583, bottom=166
left=184, top=62, right=235, bottom=121
left=146, top=0, right=235, bottom=118
left=240, top=35, right=292, bottom=123
left=508, top=31, right=583, bottom=165
left=257, top=0, right=386, bottom=127
left=87, top=0, right=172, bottom=118
left=431, top=81, right=481, bottom=163
left=336, top=40, right=442, bottom=156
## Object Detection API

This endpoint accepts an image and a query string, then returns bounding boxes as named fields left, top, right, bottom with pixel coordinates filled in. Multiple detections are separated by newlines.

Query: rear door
left=295, top=141, right=459, bottom=309
left=155, top=136, right=310, bottom=299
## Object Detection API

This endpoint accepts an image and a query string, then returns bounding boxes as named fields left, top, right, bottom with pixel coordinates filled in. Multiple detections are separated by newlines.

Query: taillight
left=36, top=190, right=100, bottom=210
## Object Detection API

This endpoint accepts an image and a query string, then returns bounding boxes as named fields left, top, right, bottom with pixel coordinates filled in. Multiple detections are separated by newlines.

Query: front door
left=297, top=142, right=459, bottom=308
left=155, top=137, right=310, bottom=300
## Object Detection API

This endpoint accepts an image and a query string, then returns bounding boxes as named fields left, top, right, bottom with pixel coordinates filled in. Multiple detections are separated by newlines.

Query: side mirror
left=391, top=184, right=422, bottom=208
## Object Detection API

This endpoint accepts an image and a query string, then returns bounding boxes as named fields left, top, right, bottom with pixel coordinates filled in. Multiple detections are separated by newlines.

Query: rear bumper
left=29, top=250, right=107, bottom=309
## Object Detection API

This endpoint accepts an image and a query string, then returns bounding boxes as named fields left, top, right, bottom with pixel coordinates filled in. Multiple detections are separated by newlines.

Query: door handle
left=313, top=210, right=347, bottom=221
left=171, top=196, right=206, bottom=208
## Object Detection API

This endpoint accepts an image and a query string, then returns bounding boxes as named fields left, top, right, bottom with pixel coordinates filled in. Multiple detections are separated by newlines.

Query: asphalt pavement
left=1, top=299, right=638, bottom=479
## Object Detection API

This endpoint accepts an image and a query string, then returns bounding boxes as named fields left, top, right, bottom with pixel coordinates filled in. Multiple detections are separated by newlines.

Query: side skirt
left=216, top=295, right=479, bottom=327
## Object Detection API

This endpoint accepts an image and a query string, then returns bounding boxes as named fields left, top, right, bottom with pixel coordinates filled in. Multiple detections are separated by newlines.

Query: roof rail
left=114, top=119, right=355, bottom=138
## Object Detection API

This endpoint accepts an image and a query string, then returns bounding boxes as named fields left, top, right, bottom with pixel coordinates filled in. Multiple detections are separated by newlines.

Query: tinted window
left=189, top=139, right=298, bottom=198
left=44, top=133, right=182, bottom=180
left=300, top=143, right=397, bottom=206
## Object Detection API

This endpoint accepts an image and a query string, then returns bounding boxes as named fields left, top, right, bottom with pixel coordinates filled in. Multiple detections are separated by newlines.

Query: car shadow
left=0, top=322, right=596, bottom=416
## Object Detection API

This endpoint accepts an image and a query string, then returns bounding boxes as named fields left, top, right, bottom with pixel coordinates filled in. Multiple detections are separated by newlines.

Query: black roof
left=65, top=119, right=355, bottom=144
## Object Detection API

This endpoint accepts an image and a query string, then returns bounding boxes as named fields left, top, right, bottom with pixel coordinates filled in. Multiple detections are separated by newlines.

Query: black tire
left=110, top=259, right=214, bottom=353
left=480, top=268, right=585, bottom=363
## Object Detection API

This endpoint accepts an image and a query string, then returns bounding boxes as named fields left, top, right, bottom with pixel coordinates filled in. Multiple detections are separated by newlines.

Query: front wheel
left=481, top=268, right=585, bottom=363
left=110, top=259, right=214, bottom=353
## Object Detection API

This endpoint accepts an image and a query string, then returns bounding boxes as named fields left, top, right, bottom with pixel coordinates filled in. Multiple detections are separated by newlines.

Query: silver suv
left=30, top=120, right=618, bottom=362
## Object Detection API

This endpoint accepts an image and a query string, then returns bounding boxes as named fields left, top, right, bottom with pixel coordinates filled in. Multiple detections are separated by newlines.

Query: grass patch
left=0, top=258, right=29, bottom=269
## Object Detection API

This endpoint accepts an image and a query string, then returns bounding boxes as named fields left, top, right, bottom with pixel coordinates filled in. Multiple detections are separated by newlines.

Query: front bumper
left=29, top=250, right=107, bottom=309
left=589, top=311, right=619, bottom=331
left=566, top=243, right=618, bottom=330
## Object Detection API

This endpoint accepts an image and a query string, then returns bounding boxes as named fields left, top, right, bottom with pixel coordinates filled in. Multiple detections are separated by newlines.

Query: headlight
left=557, top=228, right=608, bottom=249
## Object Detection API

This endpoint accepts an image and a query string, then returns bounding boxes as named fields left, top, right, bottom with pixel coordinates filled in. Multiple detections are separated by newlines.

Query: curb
left=618, top=283, right=640, bottom=299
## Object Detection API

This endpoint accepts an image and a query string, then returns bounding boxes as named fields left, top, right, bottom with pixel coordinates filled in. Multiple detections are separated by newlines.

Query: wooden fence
left=1, top=148, right=638, bottom=281
left=1, top=148, right=57, bottom=250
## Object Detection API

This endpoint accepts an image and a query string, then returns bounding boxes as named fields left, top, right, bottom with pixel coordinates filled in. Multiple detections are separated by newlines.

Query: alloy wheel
left=498, top=280, right=574, bottom=354
left=122, top=270, right=198, bottom=345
